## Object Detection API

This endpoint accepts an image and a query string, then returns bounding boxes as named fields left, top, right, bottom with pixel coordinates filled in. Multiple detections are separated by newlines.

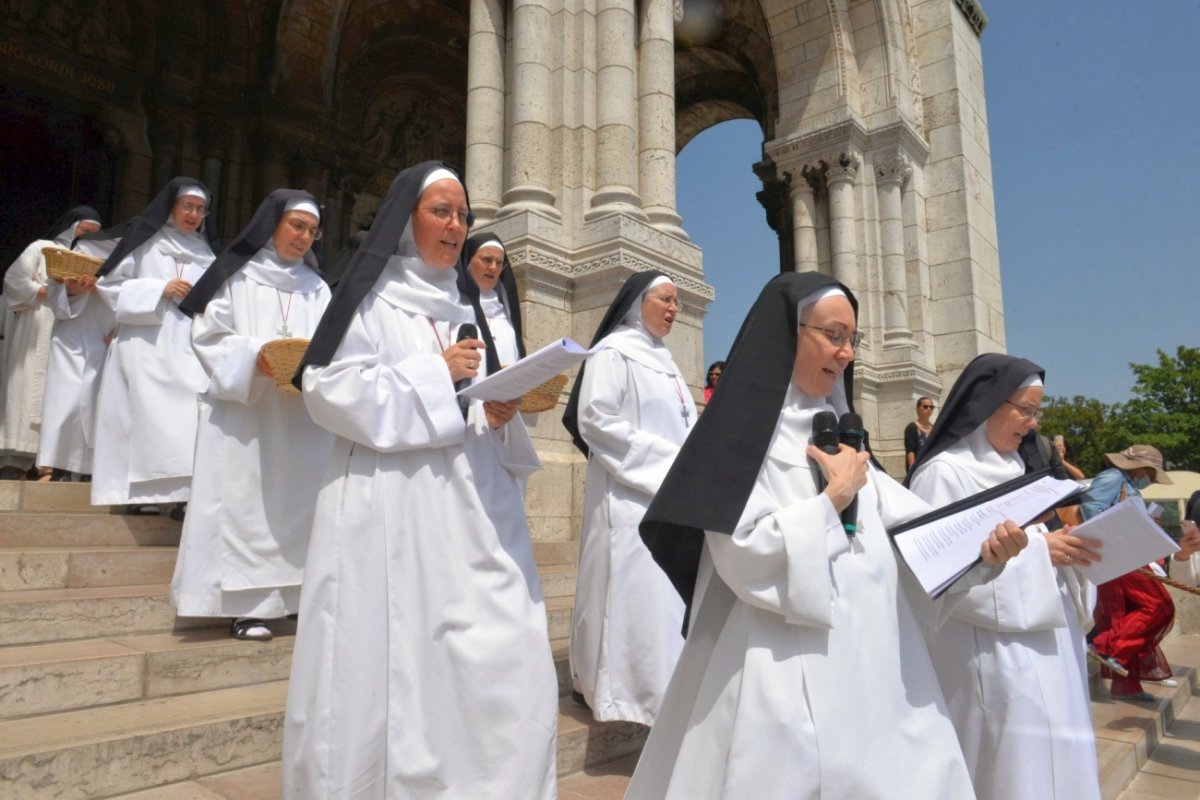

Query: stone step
left=0, top=584, right=220, bottom=646
left=0, top=480, right=114, bottom=515
left=535, top=539, right=580, bottom=567
left=546, top=594, right=573, bottom=641
left=539, top=562, right=578, bottom=599
left=0, top=681, right=288, bottom=800
left=0, top=627, right=297, bottom=721
left=0, top=546, right=178, bottom=591
left=1115, top=679, right=1200, bottom=799
left=1096, top=634, right=1200, bottom=799
left=0, top=513, right=180, bottom=547
left=13, top=690, right=644, bottom=798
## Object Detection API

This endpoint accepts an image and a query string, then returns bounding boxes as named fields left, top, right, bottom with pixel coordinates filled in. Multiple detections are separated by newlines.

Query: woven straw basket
left=261, top=338, right=310, bottom=396
left=42, top=247, right=102, bottom=282
left=518, top=373, right=568, bottom=414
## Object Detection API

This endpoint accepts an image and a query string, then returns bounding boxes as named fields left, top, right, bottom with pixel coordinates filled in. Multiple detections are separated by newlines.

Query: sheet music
left=457, top=337, right=602, bottom=402
left=894, top=475, right=1084, bottom=597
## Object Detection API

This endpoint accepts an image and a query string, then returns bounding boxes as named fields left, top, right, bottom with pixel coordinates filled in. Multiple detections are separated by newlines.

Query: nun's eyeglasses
left=175, top=200, right=208, bottom=216
left=1003, top=400, right=1043, bottom=421
left=421, top=205, right=471, bottom=227
left=285, top=218, right=323, bottom=240
left=799, top=323, right=862, bottom=351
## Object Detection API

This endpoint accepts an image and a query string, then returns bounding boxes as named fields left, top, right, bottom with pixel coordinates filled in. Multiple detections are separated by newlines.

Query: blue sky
left=677, top=2, right=1200, bottom=404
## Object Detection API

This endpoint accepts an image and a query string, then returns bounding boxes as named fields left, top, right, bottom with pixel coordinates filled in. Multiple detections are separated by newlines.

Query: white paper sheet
left=895, top=475, right=1085, bottom=597
left=456, top=337, right=602, bottom=402
left=1070, top=498, right=1181, bottom=585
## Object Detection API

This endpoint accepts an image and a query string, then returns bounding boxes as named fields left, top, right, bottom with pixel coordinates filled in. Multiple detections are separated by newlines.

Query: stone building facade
left=1, top=0, right=1002, bottom=521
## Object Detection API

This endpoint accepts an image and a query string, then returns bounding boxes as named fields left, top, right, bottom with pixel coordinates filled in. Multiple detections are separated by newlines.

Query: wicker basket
left=42, top=247, right=103, bottom=283
left=518, top=373, right=568, bottom=414
left=261, top=338, right=310, bottom=396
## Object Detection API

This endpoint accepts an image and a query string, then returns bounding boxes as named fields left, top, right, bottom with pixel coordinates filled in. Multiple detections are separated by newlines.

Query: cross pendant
left=681, top=405, right=691, bottom=427
left=277, top=325, right=292, bottom=338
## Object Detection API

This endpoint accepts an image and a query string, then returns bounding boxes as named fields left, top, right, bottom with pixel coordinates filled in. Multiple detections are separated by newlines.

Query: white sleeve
left=3, top=242, right=46, bottom=311
left=578, top=349, right=680, bottom=497
left=191, top=285, right=269, bottom=404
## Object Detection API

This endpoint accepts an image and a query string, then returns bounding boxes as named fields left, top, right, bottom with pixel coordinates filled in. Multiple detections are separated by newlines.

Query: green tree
left=1038, top=395, right=1128, bottom=476
left=1116, top=346, right=1200, bottom=471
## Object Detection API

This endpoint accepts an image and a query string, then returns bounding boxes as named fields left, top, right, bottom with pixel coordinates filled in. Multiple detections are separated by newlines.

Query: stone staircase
left=0, top=481, right=645, bottom=799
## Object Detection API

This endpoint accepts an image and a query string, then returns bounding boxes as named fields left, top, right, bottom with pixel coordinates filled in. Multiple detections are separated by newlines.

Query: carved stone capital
left=874, top=150, right=912, bottom=187
left=822, top=152, right=861, bottom=185
left=673, top=0, right=684, bottom=24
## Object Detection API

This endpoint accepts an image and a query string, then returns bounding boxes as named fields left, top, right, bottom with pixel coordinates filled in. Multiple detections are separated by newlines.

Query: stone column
left=465, top=0, right=505, bottom=223
left=588, top=0, right=644, bottom=218
left=637, top=0, right=684, bottom=236
left=876, top=150, right=913, bottom=345
left=503, top=0, right=559, bottom=217
left=790, top=166, right=819, bottom=272
left=825, top=153, right=860, bottom=291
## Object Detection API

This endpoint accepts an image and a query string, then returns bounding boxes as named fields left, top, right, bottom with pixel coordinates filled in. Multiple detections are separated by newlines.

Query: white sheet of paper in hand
left=456, top=337, right=602, bottom=402
left=1070, top=498, right=1180, bottom=585
left=894, top=475, right=1083, bottom=597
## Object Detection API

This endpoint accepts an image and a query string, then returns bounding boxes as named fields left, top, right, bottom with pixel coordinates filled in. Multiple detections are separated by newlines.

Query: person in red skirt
left=1080, top=445, right=1176, bottom=701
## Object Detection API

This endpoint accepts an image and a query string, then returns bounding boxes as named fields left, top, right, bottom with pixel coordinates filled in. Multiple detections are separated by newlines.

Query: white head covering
left=370, top=174, right=473, bottom=323
left=600, top=275, right=680, bottom=374
left=179, top=185, right=209, bottom=203
left=283, top=198, right=321, bottom=220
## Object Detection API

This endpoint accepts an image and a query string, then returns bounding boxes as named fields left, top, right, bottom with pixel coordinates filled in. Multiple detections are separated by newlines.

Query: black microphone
left=810, top=410, right=839, bottom=495
left=838, top=412, right=865, bottom=537
left=455, top=323, right=478, bottom=419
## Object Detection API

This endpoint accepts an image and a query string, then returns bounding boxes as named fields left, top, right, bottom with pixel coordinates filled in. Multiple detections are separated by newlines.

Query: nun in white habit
left=38, top=219, right=125, bottom=477
left=282, top=162, right=557, bottom=799
left=1, top=206, right=102, bottom=475
left=90, top=178, right=220, bottom=507
left=906, top=353, right=1102, bottom=800
left=630, top=274, right=1029, bottom=799
left=560, top=270, right=694, bottom=725
left=169, top=190, right=332, bottom=640
left=459, top=232, right=525, bottom=367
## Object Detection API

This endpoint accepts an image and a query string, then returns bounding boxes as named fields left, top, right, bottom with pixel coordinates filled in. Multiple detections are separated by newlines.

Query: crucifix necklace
left=671, top=376, right=691, bottom=427
left=275, top=289, right=294, bottom=337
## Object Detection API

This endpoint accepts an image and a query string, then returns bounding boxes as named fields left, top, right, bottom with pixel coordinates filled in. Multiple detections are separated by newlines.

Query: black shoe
left=169, top=502, right=187, bottom=521
left=570, top=689, right=590, bottom=710
left=126, top=504, right=161, bottom=515
left=231, top=618, right=273, bottom=641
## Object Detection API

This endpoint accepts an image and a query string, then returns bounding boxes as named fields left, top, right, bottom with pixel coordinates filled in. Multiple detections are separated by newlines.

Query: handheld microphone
left=810, top=411, right=839, bottom=495
left=455, top=323, right=479, bottom=419
left=838, top=412, right=865, bottom=537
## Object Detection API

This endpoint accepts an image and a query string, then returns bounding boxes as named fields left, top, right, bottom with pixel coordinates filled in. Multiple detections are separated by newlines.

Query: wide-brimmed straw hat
left=1105, top=444, right=1172, bottom=485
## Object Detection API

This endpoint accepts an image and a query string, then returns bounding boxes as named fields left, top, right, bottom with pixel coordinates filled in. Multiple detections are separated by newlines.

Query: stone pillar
left=790, top=166, right=819, bottom=273
left=825, top=153, right=860, bottom=291
left=465, top=0, right=505, bottom=223
left=503, top=0, right=559, bottom=217
left=637, top=0, right=685, bottom=236
left=588, top=0, right=644, bottom=218
left=875, top=150, right=912, bottom=345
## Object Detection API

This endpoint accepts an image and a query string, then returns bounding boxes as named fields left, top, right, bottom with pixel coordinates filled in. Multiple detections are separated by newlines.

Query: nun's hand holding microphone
left=805, top=444, right=869, bottom=513
left=443, top=338, right=485, bottom=383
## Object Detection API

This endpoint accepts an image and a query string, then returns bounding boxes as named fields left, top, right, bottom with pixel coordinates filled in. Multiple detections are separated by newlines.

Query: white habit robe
left=37, top=238, right=118, bottom=474
left=90, top=225, right=213, bottom=504
left=627, top=391, right=980, bottom=800
left=0, top=239, right=57, bottom=468
left=479, top=290, right=521, bottom=366
left=571, top=330, right=695, bottom=724
left=283, top=287, right=557, bottom=799
left=908, top=435, right=1100, bottom=800
left=170, top=254, right=332, bottom=618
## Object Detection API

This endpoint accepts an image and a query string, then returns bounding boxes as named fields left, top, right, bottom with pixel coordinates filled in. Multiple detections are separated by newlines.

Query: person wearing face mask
left=1, top=206, right=102, bottom=479
left=907, top=353, right=1103, bottom=800
left=90, top=178, right=221, bottom=511
left=169, top=190, right=333, bottom=642
left=1081, top=445, right=1177, bottom=702
left=627, top=274, right=1027, bottom=799
left=282, top=163, right=556, bottom=799
left=561, top=270, right=696, bottom=725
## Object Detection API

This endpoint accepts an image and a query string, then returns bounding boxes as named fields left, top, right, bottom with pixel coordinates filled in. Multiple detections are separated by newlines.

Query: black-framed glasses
left=1003, top=399, right=1043, bottom=421
left=799, top=323, right=863, bottom=351
left=420, top=205, right=470, bottom=227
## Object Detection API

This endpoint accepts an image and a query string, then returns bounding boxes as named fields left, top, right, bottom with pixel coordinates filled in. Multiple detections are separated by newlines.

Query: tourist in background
left=903, top=395, right=934, bottom=474
left=703, top=360, right=724, bottom=403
